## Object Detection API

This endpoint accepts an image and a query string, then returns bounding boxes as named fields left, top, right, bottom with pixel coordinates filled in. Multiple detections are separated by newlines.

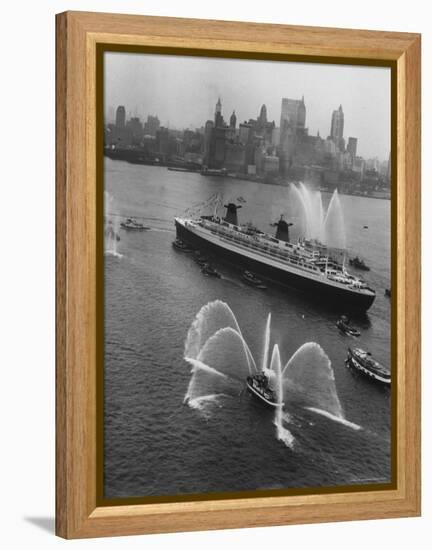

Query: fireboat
left=246, top=372, right=282, bottom=408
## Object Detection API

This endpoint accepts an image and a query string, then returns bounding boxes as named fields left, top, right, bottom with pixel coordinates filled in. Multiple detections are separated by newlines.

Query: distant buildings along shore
left=104, top=98, right=391, bottom=198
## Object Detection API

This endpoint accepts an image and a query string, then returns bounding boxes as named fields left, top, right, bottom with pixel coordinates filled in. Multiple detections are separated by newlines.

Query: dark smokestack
left=223, top=203, right=242, bottom=225
left=272, top=216, right=293, bottom=242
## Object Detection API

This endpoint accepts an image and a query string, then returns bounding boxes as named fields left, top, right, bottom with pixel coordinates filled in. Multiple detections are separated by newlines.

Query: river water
left=104, top=158, right=392, bottom=499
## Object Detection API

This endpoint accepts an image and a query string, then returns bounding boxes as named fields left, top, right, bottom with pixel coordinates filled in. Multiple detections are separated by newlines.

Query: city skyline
left=104, top=52, right=391, bottom=161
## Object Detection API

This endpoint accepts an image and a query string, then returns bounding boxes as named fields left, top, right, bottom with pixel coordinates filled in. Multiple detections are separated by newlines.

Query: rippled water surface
left=104, top=159, right=392, bottom=499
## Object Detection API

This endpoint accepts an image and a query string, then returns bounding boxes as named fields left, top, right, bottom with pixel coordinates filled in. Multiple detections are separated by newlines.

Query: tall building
left=258, top=104, right=267, bottom=126
left=330, top=105, right=344, bottom=150
left=229, top=110, right=237, bottom=128
left=271, top=127, right=280, bottom=146
left=280, top=97, right=306, bottom=135
left=210, top=127, right=227, bottom=168
left=126, top=117, right=144, bottom=145
left=203, top=120, right=214, bottom=164
left=239, top=122, right=252, bottom=144
left=156, top=127, right=170, bottom=156
left=225, top=142, right=246, bottom=173
left=215, top=97, right=224, bottom=128
left=144, top=115, right=160, bottom=136
left=278, top=97, right=306, bottom=176
left=115, top=105, right=126, bottom=128
left=347, top=137, right=358, bottom=158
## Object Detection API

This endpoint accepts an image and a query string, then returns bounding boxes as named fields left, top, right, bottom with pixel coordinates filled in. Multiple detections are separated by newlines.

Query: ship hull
left=175, top=220, right=375, bottom=312
left=345, top=355, right=390, bottom=385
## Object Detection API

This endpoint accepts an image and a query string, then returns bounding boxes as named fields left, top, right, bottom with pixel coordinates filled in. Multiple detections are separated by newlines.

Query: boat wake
left=105, top=250, right=123, bottom=259
left=184, top=300, right=354, bottom=447
left=274, top=419, right=295, bottom=448
left=187, top=394, right=226, bottom=419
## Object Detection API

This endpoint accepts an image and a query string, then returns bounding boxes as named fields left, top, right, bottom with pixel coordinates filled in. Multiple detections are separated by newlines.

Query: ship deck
left=175, top=217, right=375, bottom=299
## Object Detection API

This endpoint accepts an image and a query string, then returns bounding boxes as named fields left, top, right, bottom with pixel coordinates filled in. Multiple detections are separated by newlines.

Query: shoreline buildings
left=104, top=97, right=390, bottom=196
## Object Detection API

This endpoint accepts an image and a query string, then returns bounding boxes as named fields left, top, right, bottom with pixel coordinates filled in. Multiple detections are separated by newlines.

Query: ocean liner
left=175, top=202, right=376, bottom=311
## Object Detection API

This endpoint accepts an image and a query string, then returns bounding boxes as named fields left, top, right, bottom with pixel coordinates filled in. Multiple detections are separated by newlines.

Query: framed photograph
left=56, top=11, right=421, bottom=539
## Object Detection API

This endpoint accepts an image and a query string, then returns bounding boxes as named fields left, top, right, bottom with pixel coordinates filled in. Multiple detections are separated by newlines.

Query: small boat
left=385, top=288, right=391, bottom=297
left=200, top=167, right=228, bottom=177
left=349, top=256, right=370, bottom=271
left=336, top=315, right=361, bottom=337
left=194, top=251, right=210, bottom=266
left=345, top=347, right=391, bottom=385
left=172, top=239, right=193, bottom=252
left=120, top=217, right=150, bottom=231
left=167, top=166, right=200, bottom=173
left=246, top=373, right=282, bottom=408
left=242, top=270, right=267, bottom=289
left=201, top=264, right=221, bottom=278
left=195, top=257, right=209, bottom=266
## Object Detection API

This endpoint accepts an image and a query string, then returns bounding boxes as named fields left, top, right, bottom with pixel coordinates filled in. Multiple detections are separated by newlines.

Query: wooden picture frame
left=56, top=11, right=421, bottom=539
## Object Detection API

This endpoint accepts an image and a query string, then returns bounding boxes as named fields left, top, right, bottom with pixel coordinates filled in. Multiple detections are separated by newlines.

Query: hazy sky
left=104, top=52, right=391, bottom=160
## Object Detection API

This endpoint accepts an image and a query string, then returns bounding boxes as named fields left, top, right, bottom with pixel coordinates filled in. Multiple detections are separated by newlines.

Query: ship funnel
left=223, top=203, right=242, bottom=225
left=272, top=216, right=293, bottom=242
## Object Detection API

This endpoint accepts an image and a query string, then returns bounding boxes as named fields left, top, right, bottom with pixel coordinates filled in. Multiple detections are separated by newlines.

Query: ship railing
left=216, top=233, right=324, bottom=275
left=201, top=223, right=324, bottom=274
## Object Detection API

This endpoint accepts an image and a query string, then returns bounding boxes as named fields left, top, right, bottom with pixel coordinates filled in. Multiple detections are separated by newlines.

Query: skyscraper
left=347, top=137, right=358, bottom=158
left=214, top=97, right=224, bottom=127
left=280, top=97, right=306, bottom=135
left=330, top=105, right=344, bottom=150
left=115, top=105, right=126, bottom=128
left=203, top=120, right=214, bottom=164
left=144, top=115, right=160, bottom=136
left=258, top=104, right=267, bottom=125
left=279, top=97, right=306, bottom=176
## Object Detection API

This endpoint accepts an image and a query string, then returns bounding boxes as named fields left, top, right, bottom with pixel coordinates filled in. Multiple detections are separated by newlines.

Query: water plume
left=283, top=342, right=344, bottom=419
left=323, top=189, right=346, bottom=250
left=197, top=327, right=254, bottom=380
left=184, top=358, right=233, bottom=405
left=270, top=344, right=295, bottom=447
left=305, top=408, right=361, bottom=431
left=290, top=183, right=346, bottom=249
left=261, top=313, right=272, bottom=372
left=104, top=191, right=121, bottom=257
left=184, top=302, right=351, bottom=446
left=184, top=300, right=256, bottom=373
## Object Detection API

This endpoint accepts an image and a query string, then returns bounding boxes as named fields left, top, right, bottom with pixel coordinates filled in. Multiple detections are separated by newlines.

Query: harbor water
left=104, top=158, right=391, bottom=499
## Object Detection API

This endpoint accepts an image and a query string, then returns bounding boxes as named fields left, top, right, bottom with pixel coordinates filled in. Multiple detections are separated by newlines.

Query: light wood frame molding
left=56, top=10, right=421, bottom=539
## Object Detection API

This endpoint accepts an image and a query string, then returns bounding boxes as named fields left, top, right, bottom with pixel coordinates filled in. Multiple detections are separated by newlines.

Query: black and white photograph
left=102, top=51, right=392, bottom=500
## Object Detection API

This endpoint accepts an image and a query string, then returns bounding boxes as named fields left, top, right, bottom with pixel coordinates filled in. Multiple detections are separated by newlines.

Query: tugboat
left=242, top=270, right=267, bottom=290
left=336, top=315, right=361, bottom=337
left=246, top=372, right=282, bottom=408
left=194, top=251, right=210, bottom=266
left=120, top=217, right=150, bottom=231
left=345, top=347, right=391, bottom=385
left=201, top=264, right=221, bottom=278
left=349, top=256, right=370, bottom=271
left=172, top=238, right=193, bottom=252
